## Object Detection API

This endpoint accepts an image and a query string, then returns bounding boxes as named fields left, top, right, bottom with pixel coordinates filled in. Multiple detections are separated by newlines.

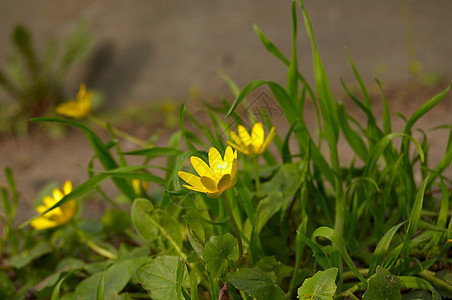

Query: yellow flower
left=132, top=179, right=149, bottom=195
left=178, top=146, right=238, bottom=198
left=228, top=122, right=276, bottom=155
left=56, top=84, right=92, bottom=119
left=31, top=181, right=76, bottom=230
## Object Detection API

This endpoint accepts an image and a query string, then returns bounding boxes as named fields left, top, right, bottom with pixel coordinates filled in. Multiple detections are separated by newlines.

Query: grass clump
left=1, top=1, right=451, bottom=299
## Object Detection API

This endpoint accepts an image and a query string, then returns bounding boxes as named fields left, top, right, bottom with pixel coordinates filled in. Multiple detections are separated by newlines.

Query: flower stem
left=72, top=222, right=117, bottom=260
left=253, top=157, right=261, bottom=193
left=221, top=194, right=243, bottom=268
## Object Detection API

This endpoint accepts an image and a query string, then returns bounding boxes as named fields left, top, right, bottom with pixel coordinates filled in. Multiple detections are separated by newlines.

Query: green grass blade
left=346, top=51, right=371, bottom=110
left=432, top=181, right=449, bottom=246
left=227, top=79, right=334, bottom=184
left=311, top=226, right=367, bottom=283
left=179, top=104, right=197, bottom=151
left=376, top=79, right=392, bottom=135
left=51, top=270, right=78, bottom=300
left=364, top=133, right=424, bottom=176
left=298, top=232, right=330, bottom=270
left=96, top=266, right=106, bottom=300
left=368, top=222, right=405, bottom=277
left=253, top=24, right=317, bottom=107
left=337, top=103, right=369, bottom=161
left=402, top=176, right=430, bottom=253
left=399, top=276, right=441, bottom=300
left=299, top=0, right=339, bottom=151
left=404, top=83, right=451, bottom=135
left=122, top=147, right=184, bottom=158
left=433, top=122, right=452, bottom=180
left=218, top=69, right=241, bottom=97
left=176, top=258, right=185, bottom=300
left=286, top=1, right=298, bottom=100
left=32, top=117, right=134, bottom=199
left=20, top=173, right=110, bottom=228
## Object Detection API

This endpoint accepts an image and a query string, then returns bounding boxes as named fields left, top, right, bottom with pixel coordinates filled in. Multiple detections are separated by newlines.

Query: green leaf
left=131, top=198, right=183, bottom=254
left=297, top=267, right=338, bottom=300
left=102, top=208, right=131, bottom=233
left=0, top=270, right=15, bottom=299
left=9, top=241, right=52, bottom=268
left=228, top=266, right=285, bottom=300
left=137, top=256, right=189, bottom=300
left=362, top=266, right=401, bottom=300
left=202, top=233, right=238, bottom=278
left=62, top=259, right=133, bottom=300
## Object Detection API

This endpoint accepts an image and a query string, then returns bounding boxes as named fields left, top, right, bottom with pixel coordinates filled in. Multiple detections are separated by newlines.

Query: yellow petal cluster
left=178, top=146, right=238, bottom=198
left=56, top=84, right=92, bottom=119
left=31, top=181, right=76, bottom=230
left=228, top=122, right=276, bottom=155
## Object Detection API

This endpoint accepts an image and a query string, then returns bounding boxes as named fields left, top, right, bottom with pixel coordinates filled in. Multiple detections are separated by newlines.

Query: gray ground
left=0, top=0, right=451, bottom=103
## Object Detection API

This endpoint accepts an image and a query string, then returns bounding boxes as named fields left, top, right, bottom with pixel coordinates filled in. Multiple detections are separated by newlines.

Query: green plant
left=1, top=1, right=452, bottom=299
left=0, top=22, right=93, bottom=134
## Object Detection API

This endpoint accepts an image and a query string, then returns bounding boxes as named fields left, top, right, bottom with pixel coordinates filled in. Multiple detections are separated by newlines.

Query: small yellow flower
left=228, top=122, right=276, bottom=155
left=31, top=181, right=76, bottom=230
left=56, top=84, right=92, bottom=119
left=132, top=179, right=149, bottom=195
left=178, top=146, right=238, bottom=198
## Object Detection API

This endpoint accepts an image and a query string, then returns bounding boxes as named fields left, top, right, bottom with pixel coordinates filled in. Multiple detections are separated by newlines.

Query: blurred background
left=0, top=0, right=451, bottom=108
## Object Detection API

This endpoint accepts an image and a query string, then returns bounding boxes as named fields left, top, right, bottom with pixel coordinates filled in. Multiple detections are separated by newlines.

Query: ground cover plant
left=1, top=1, right=452, bottom=299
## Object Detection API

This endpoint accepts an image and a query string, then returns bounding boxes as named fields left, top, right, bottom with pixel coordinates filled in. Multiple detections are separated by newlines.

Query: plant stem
left=222, top=194, right=243, bottom=268
left=218, top=282, right=228, bottom=300
left=419, top=269, right=452, bottom=294
left=87, top=114, right=150, bottom=147
left=253, top=156, right=261, bottom=193
left=73, top=224, right=117, bottom=260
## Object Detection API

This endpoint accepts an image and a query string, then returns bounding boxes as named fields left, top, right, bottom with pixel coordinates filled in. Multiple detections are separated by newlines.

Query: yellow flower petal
left=43, top=195, right=56, bottom=208
left=183, top=184, right=208, bottom=193
left=251, top=122, right=265, bottom=150
left=208, top=147, right=222, bottom=171
left=32, top=181, right=77, bottom=230
left=237, top=125, right=251, bottom=147
left=201, top=176, right=217, bottom=192
left=36, top=205, right=49, bottom=214
left=178, top=171, right=206, bottom=191
left=217, top=174, right=231, bottom=191
left=227, top=140, right=249, bottom=155
left=224, top=146, right=235, bottom=162
left=179, top=146, right=239, bottom=198
left=259, top=126, right=276, bottom=154
left=31, top=217, right=59, bottom=230
left=191, top=156, right=215, bottom=178
left=230, top=158, right=238, bottom=180
left=229, top=131, right=246, bottom=150
left=60, top=200, right=76, bottom=217
left=53, top=188, right=64, bottom=202
left=207, top=191, right=222, bottom=198
left=63, top=181, right=72, bottom=195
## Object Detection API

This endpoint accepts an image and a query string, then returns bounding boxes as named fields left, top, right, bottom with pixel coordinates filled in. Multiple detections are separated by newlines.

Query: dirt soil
left=1, top=80, right=451, bottom=225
